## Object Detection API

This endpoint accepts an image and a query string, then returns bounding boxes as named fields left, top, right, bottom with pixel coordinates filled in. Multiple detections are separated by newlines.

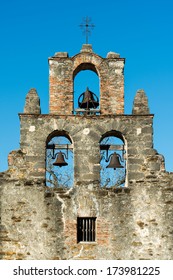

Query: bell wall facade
left=0, top=45, right=173, bottom=260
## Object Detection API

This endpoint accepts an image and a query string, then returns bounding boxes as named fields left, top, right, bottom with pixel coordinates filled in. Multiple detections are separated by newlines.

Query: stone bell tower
left=1, top=44, right=173, bottom=260
left=49, top=44, right=125, bottom=115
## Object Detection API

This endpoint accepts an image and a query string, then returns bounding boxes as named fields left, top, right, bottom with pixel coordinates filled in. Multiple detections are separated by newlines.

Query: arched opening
left=100, top=131, right=126, bottom=188
left=46, top=131, right=74, bottom=188
left=73, top=64, right=100, bottom=115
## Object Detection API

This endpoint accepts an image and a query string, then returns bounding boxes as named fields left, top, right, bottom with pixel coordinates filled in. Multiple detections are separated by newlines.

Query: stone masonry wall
left=49, top=44, right=125, bottom=115
left=1, top=113, right=173, bottom=260
left=17, top=114, right=157, bottom=183
left=1, top=172, right=173, bottom=260
left=1, top=46, right=173, bottom=260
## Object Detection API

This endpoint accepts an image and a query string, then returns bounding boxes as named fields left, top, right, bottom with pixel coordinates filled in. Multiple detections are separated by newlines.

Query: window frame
left=77, top=217, right=96, bottom=243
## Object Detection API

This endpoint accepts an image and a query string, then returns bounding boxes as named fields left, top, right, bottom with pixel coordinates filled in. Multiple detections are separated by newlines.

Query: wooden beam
left=47, top=144, right=73, bottom=150
left=100, top=144, right=124, bottom=151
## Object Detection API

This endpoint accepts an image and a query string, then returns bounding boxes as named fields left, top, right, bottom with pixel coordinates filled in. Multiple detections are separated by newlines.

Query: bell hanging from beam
left=78, top=87, right=99, bottom=109
left=106, top=152, right=124, bottom=170
left=53, top=151, right=68, bottom=167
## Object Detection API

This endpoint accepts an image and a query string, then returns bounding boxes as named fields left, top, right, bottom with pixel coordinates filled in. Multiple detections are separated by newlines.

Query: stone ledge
left=80, top=44, right=93, bottom=53
left=53, top=52, right=69, bottom=58
left=107, top=52, right=120, bottom=58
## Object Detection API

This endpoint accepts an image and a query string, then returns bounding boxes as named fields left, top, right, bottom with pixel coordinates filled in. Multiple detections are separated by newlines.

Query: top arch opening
left=73, top=63, right=98, bottom=79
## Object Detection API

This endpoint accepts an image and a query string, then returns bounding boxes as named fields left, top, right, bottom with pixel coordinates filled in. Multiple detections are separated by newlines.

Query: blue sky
left=0, top=0, right=173, bottom=172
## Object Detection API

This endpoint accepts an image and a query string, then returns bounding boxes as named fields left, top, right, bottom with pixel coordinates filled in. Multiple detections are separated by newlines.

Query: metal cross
left=79, top=17, right=95, bottom=44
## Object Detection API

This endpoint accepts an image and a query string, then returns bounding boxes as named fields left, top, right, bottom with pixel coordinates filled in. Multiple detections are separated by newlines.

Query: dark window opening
left=77, top=217, right=96, bottom=242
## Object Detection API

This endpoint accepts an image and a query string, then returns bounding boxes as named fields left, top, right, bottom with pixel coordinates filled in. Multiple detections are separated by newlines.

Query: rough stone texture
left=80, top=44, right=93, bottom=53
left=1, top=45, right=173, bottom=260
left=49, top=44, right=125, bottom=115
left=24, top=88, right=41, bottom=114
left=132, top=89, right=150, bottom=115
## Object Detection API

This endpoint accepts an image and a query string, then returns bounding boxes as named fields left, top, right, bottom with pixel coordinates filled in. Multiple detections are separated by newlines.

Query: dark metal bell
left=106, top=152, right=124, bottom=170
left=78, top=87, right=99, bottom=109
left=53, top=151, right=68, bottom=167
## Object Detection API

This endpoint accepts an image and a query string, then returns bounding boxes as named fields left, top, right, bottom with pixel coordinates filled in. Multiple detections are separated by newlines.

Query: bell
left=106, top=152, right=124, bottom=170
left=78, top=87, right=99, bottom=109
left=53, top=151, right=68, bottom=167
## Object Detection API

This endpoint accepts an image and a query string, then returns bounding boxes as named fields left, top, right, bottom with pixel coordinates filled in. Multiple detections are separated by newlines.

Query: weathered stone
left=49, top=45, right=125, bottom=115
left=53, top=52, right=68, bottom=57
left=80, top=44, right=93, bottom=53
left=0, top=44, right=173, bottom=261
left=24, top=88, right=41, bottom=114
left=128, top=172, right=145, bottom=181
left=132, top=89, right=150, bottom=115
left=107, top=52, right=120, bottom=58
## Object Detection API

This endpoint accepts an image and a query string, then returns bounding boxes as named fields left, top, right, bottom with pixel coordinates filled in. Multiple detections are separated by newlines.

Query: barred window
left=77, top=217, right=96, bottom=242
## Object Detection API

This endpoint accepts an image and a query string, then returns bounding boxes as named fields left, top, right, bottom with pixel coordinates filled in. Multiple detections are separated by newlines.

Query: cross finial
left=79, top=17, right=95, bottom=44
